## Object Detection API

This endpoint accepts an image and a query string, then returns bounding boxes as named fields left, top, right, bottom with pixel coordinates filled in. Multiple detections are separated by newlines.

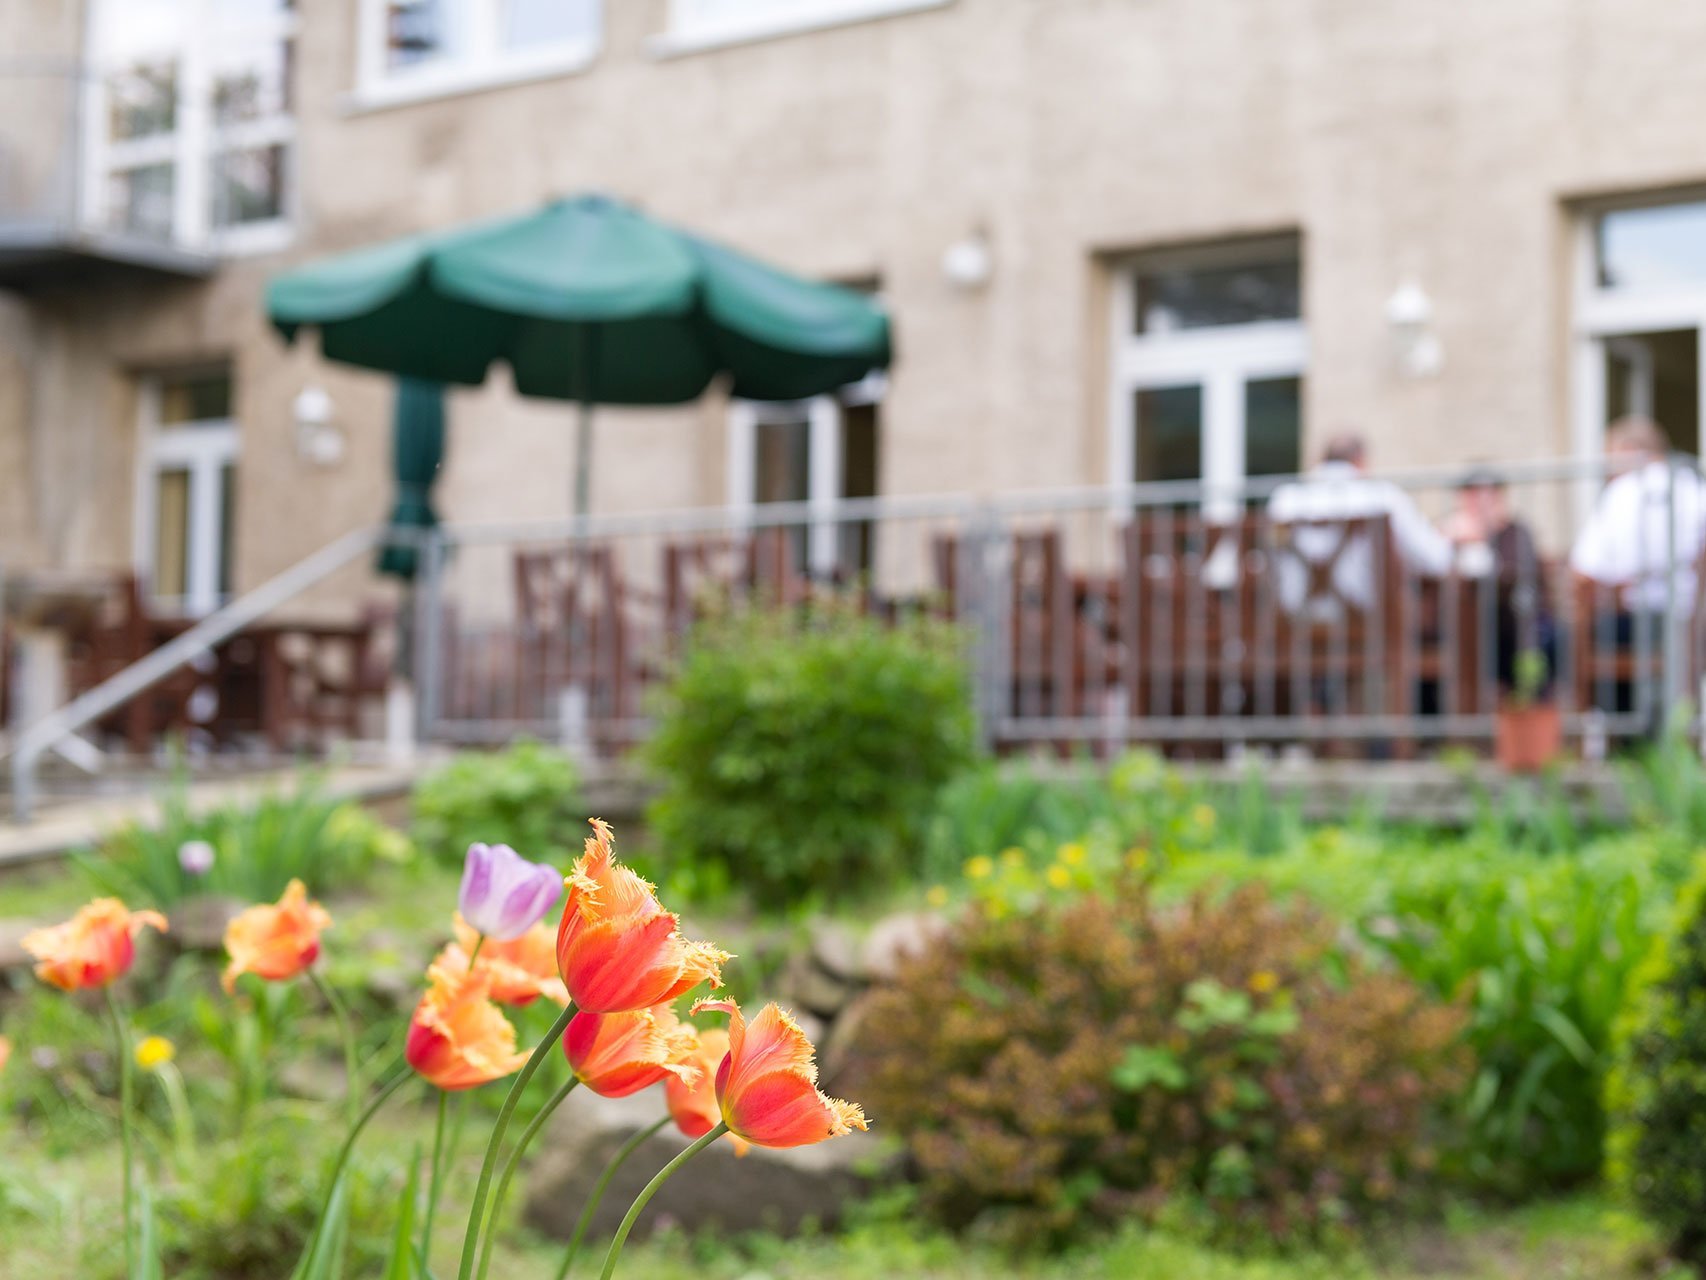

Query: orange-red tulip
left=555, top=819, right=729, bottom=1013
left=562, top=1004, right=697, bottom=1098
left=22, top=899, right=168, bottom=992
left=405, top=956, right=531, bottom=1091
left=665, top=1026, right=750, bottom=1156
left=691, top=999, right=868, bottom=1149
left=436, top=913, right=567, bottom=1007
left=0, top=1035, right=10, bottom=1075
left=222, top=879, right=332, bottom=993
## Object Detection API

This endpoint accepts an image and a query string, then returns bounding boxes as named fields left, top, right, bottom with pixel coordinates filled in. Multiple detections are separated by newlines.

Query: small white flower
left=178, top=840, right=216, bottom=876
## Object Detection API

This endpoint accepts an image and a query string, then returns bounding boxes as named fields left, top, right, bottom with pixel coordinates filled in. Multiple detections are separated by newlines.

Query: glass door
left=1111, top=239, right=1307, bottom=519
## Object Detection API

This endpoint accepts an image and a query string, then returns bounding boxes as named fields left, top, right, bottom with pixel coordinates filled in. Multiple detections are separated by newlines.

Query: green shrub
left=1605, top=851, right=1706, bottom=1267
left=1162, top=829, right=1673, bottom=1195
left=77, top=781, right=410, bottom=910
left=411, top=740, right=581, bottom=865
left=860, top=879, right=1468, bottom=1248
left=644, top=601, right=977, bottom=909
left=921, top=752, right=1305, bottom=886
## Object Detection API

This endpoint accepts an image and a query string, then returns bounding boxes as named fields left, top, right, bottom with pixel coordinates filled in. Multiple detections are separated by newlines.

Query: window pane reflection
left=1245, top=376, right=1303, bottom=478
left=1597, top=201, right=1706, bottom=292
left=1134, top=385, right=1203, bottom=483
left=1135, top=257, right=1300, bottom=334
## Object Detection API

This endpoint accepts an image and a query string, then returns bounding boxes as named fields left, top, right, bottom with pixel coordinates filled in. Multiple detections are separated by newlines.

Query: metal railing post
left=962, top=505, right=1008, bottom=754
left=1662, top=454, right=1685, bottom=727
left=414, top=530, right=447, bottom=744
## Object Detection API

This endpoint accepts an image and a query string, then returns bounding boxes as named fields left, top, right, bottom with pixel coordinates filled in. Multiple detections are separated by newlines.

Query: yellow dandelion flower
left=135, top=1035, right=176, bottom=1072
left=925, top=885, right=949, bottom=909
left=1247, top=970, right=1280, bottom=995
left=964, top=855, right=995, bottom=881
left=1046, top=864, right=1072, bottom=890
left=1000, top=846, right=1026, bottom=869
left=1191, top=803, right=1217, bottom=830
left=1057, top=842, right=1087, bottom=867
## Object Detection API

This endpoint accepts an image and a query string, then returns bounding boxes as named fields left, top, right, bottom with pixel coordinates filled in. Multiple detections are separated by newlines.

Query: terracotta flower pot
left=1495, top=701, right=1562, bottom=773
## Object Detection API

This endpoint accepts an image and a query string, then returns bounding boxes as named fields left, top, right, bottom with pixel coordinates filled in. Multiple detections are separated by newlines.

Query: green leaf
left=1247, top=1005, right=1301, bottom=1037
left=294, top=1169, right=354, bottom=1280
left=1533, top=1004, right=1597, bottom=1068
left=134, top=1182, right=165, bottom=1280
left=381, top=1147, right=423, bottom=1280
left=1111, top=1044, right=1188, bottom=1092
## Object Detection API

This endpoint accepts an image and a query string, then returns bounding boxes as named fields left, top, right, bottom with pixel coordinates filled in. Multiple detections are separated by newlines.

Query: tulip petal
left=723, top=1070, right=869, bottom=1148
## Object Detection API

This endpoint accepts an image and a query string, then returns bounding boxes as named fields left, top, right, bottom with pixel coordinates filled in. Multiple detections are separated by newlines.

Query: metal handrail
left=6, top=525, right=388, bottom=822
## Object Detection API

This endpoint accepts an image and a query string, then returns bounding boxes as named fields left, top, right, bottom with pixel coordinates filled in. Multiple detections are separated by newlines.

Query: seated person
left=1445, top=466, right=1555, bottom=693
left=1267, top=431, right=1454, bottom=620
left=1570, top=416, right=1706, bottom=628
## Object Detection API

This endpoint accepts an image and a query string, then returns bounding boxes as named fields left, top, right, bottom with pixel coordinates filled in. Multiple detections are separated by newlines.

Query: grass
left=0, top=1131, right=1680, bottom=1280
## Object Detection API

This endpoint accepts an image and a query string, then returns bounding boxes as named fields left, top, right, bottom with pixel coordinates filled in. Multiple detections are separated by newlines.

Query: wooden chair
left=1567, top=569, right=1695, bottom=728
left=63, top=575, right=204, bottom=752
left=513, top=544, right=636, bottom=742
left=661, top=526, right=809, bottom=639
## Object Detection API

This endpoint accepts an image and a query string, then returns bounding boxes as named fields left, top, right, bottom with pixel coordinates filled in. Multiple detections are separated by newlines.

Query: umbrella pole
left=573, top=396, right=593, bottom=523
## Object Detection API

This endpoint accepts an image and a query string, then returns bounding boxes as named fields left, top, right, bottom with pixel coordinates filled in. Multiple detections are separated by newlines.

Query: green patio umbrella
left=376, top=376, right=446, bottom=581
left=267, top=193, right=892, bottom=516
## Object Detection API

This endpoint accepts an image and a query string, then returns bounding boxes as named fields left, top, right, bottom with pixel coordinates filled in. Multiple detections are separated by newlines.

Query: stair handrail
left=6, top=525, right=391, bottom=822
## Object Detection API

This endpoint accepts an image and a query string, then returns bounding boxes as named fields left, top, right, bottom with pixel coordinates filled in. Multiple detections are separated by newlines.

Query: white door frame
left=134, top=376, right=239, bottom=617
left=1107, top=263, right=1307, bottom=518
left=726, top=372, right=884, bottom=575
left=1571, top=205, right=1706, bottom=517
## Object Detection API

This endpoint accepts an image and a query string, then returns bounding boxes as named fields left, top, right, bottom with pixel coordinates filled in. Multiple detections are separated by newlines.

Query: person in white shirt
left=1266, top=433, right=1455, bottom=619
left=1570, top=416, right=1706, bottom=614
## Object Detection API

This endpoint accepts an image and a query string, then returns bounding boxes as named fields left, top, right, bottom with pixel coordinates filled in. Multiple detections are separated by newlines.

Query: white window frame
left=134, top=374, right=240, bottom=618
left=726, top=372, right=884, bottom=576
left=353, top=0, right=602, bottom=110
left=1107, top=243, right=1307, bottom=520
left=651, top=0, right=953, bottom=58
left=81, top=0, right=298, bottom=256
left=1571, top=192, right=1706, bottom=518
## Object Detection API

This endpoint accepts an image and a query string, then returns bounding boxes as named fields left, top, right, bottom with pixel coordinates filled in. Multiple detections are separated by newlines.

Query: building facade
left=5, top=0, right=1706, bottom=616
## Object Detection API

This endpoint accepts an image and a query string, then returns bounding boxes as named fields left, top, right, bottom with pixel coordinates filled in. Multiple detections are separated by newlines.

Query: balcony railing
left=9, top=453, right=1696, bottom=823
left=0, top=61, right=215, bottom=288
left=408, top=455, right=1699, bottom=759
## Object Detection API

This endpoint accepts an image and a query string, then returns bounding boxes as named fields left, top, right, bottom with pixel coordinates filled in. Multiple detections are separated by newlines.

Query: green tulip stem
left=310, top=967, right=360, bottom=1127
left=456, top=999, right=577, bottom=1280
left=474, top=1076, right=580, bottom=1280
left=298, top=1067, right=413, bottom=1276
left=421, top=1088, right=450, bottom=1266
left=597, top=1123, right=729, bottom=1280
left=103, top=988, right=136, bottom=1278
left=554, top=1116, right=670, bottom=1280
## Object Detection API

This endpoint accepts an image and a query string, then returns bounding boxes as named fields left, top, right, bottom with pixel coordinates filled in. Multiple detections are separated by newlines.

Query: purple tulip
left=459, top=842, right=562, bottom=941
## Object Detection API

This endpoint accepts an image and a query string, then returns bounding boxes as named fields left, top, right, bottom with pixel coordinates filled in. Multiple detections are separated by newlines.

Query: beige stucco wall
left=7, top=0, right=1706, bottom=605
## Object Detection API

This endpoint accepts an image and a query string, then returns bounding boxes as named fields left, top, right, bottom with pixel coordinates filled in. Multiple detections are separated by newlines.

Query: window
left=86, top=0, right=296, bottom=252
left=357, top=0, right=602, bottom=106
left=1108, top=239, right=1306, bottom=517
left=136, top=368, right=240, bottom=616
left=1573, top=196, right=1706, bottom=497
left=657, top=0, right=953, bottom=55
left=727, top=373, right=883, bottom=578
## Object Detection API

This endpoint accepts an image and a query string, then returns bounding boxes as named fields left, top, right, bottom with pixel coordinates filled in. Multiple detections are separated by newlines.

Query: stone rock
left=277, top=1053, right=349, bottom=1103
left=0, top=918, right=44, bottom=974
left=808, top=919, right=865, bottom=982
left=777, top=951, right=859, bottom=1020
left=169, top=895, right=247, bottom=952
left=524, top=1089, right=889, bottom=1243
left=859, top=910, right=947, bottom=982
left=818, top=988, right=882, bottom=1099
